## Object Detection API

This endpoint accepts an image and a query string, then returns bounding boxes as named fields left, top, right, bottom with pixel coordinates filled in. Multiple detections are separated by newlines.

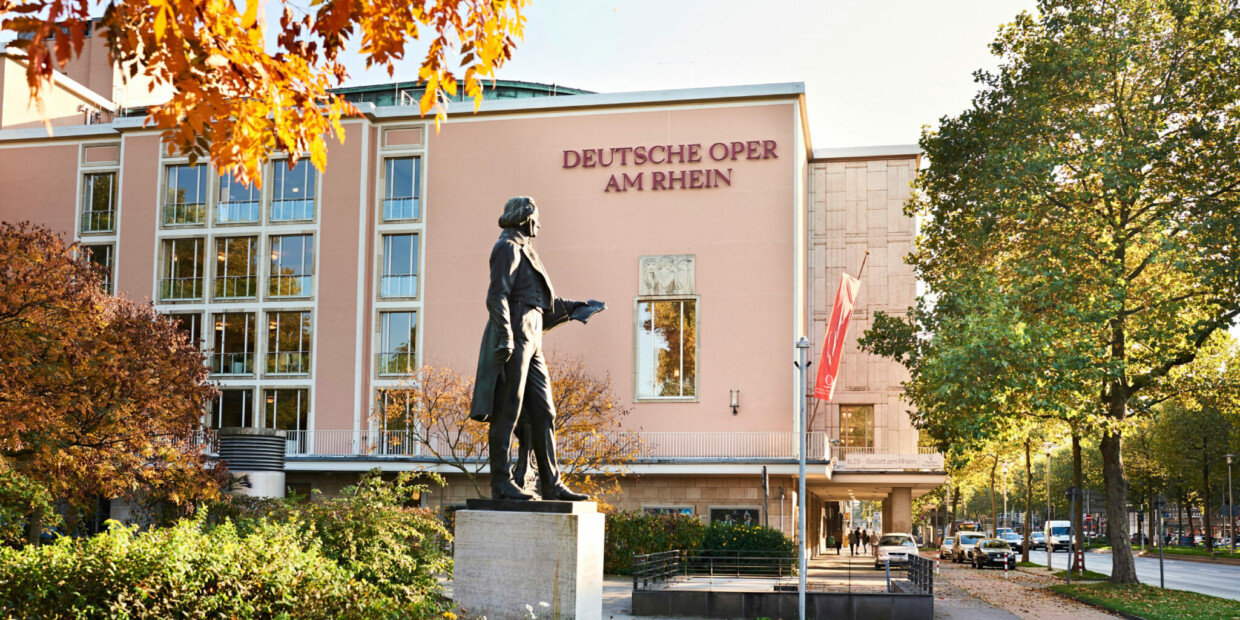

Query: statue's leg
left=524, top=347, right=589, bottom=502
left=489, top=309, right=538, bottom=500
left=511, top=420, right=535, bottom=494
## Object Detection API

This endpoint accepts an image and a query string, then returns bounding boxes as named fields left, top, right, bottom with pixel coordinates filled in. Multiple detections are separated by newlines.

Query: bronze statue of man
left=469, top=196, right=604, bottom=501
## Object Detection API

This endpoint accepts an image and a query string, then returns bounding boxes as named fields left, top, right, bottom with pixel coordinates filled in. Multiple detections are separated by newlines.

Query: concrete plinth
left=454, top=502, right=603, bottom=620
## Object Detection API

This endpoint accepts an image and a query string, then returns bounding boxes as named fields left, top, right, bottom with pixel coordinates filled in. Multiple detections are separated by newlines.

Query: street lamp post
left=1157, top=494, right=1166, bottom=588
left=1044, top=443, right=1053, bottom=572
left=1227, top=454, right=1235, bottom=556
left=1003, top=463, right=1009, bottom=533
left=1065, top=487, right=1079, bottom=585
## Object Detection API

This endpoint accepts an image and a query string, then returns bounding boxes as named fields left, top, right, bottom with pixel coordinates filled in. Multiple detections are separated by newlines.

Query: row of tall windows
left=170, top=311, right=313, bottom=377
left=162, top=161, right=319, bottom=227
left=210, top=388, right=309, bottom=434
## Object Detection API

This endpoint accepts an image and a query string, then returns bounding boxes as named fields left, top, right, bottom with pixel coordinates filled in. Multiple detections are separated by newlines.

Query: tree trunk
left=1072, top=433, right=1084, bottom=572
left=1178, top=493, right=1185, bottom=542
left=950, top=484, right=960, bottom=533
left=1101, top=428, right=1140, bottom=583
left=1203, top=439, right=1212, bottom=551
left=1023, top=438, right=1033, bottom=563
left=989, top=456, right=998, bottom=536
left=25, top=507, right=43, bottom=547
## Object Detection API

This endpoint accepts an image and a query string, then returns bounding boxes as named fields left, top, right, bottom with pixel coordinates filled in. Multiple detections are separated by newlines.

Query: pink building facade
left=0, top=76, right=944, bottom=547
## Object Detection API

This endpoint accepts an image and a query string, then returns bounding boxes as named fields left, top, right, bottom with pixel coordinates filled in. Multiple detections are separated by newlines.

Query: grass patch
left=1016, top=561, right=1042, bottom=568
left=1049, top=582, right=1240, bottom=620
left=1051, top=568, right=1109, bottom=580
left=1148, top=546, right=1239, bottom=559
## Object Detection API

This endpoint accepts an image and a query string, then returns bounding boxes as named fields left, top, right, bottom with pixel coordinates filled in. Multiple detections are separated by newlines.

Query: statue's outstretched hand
left=570, top=300, right=607, bottom=324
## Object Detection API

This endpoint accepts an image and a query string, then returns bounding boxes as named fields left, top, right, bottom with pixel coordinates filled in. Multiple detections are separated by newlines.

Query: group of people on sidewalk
left=826, top=528, right=880, bottom=556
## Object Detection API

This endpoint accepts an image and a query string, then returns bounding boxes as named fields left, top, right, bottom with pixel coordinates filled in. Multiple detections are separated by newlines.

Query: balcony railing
left=216, top=201, right=261, bottom=224
left=194, top=430, right=834, bottom=462
left=270, top=198, right=314, bottom=222
left=162, top=202, right=206, bottom=226
left=209, top=352, right=255, bottom=376
left=214, top=275, right=258, bottom=299
left=377, top=352, right=416, bottom=376
left=379, top=274, right=418, bottom=298
left=266, top=351, right=311, bottom=375
left=159, top=276, right=204, bottom=301
left=80, top=210, right=115, bottom=233
left=382, top=197, right=419, bottom=221
left=269, top=274, right=313, bottom=297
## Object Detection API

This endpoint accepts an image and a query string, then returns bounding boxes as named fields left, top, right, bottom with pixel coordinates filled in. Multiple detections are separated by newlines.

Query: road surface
left=1022, top=548, right=1240, bottom=601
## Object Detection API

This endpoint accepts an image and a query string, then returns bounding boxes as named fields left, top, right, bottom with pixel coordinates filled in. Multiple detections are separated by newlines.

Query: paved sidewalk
left=934, top=555, right=1118, bottom=620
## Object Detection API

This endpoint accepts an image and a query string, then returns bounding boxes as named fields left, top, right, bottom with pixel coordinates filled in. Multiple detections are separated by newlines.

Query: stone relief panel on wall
left=639, top=254, right=695, bottom=296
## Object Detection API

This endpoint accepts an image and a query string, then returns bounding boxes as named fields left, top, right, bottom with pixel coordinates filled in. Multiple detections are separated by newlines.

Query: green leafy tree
left=876, top=0, right=1240, bottom=583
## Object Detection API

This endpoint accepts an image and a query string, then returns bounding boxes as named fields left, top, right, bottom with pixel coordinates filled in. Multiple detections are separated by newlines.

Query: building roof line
left=2, top=50, right=117, bottom=113
left=812, top=144, right=922, bottom=161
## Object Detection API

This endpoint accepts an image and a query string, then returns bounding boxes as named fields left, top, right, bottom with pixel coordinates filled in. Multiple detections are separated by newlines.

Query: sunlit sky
left=335, top=0, right=1041, bottom=149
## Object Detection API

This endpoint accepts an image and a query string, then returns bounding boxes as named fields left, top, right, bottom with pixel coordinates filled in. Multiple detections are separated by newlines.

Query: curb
left=1042, top=587, right=1147, bottom=620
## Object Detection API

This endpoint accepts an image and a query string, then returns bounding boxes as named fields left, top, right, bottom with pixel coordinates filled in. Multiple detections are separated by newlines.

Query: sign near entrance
left=561, top=140, right=778, bottom=192
left=837, top=453, right=945, bottom=471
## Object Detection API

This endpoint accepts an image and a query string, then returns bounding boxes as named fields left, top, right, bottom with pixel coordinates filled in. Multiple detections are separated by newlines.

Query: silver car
left=938, top=535, right=956, bottom=560
left=874, top=533, right=919, bottom=569
left=953, top=532, right=984, bottom=563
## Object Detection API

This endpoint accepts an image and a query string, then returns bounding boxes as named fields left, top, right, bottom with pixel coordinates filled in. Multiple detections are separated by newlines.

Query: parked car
left=1131, top=533, right=1149, bottom=545
left=1045, top=520, right=1073, bottom=552
left=953, top=532, right=985, bottom=564
left=939, top=535, right=956, bottom=560
left=874, top=533, right=919, bottom=569
left=1026, top=532, right=1047, bottom=551
left=1001, top=532, right=1023, bottom=552
left=972, top=538, right=1017, bottom=570
left=995, top=527, right=1015, bottom=538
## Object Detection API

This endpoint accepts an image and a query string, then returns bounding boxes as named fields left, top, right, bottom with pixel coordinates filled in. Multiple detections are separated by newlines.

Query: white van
left=1044, top=520, right=1073, bottom=552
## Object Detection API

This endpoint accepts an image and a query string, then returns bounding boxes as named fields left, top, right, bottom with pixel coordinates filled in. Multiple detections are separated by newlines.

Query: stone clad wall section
left=808, top=156, right=919, bottom=454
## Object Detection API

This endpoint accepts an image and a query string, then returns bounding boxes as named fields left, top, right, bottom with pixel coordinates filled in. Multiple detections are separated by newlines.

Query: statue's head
left=499, top=196, right=540, bottom=237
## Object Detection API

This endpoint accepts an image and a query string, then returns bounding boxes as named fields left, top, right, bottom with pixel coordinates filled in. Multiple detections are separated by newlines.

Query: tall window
left=377, top=311, right=417, bottom=375
left=382, top=157, right=421, bottom=220
left=210, top=312, right=255, bottom=375
left=374, top=389, right=417, bottom=455
left=217, top=173, right=261, bottom=224
left=168, top=312, right=202, bottom=346
left=264, top=388, right=309, bottom=452
left=80, top=172, right=116, bottom=233
left=267, top=311, right=312, bottom=375
left=839, top=405, right=874, bottom=449
left=380, top=234, right=419, bottom=298
left=163, top=164, right=208, bottom=226
left=214, top=236, right=258, bottom=299
left=269, top=235, right=314, bottom=297
left=160, top=238, right=205, bottom=300
left=270, top=160, right=316, bottom=221
left=213, top=389, right=254, bottom=428
left=636, top=299, right=697, bottom=398
left=83, top=244, right=113, bottom=294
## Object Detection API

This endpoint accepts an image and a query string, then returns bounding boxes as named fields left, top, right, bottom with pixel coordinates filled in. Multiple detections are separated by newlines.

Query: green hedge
left=604, top=512, right=794, bottom=574
left=0, top=517, right=400, bottom=618
left=604, top=511, right=705, bottom=574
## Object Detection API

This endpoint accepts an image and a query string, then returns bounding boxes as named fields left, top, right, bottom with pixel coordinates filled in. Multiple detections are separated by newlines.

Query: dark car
left=972, top=538, right=1017, bottom=570
left=1000, top=532, right=1023, bottom=552
left=953, top=532, right=985, bottom=564
left=1025, top=532, right=1046, bottom=551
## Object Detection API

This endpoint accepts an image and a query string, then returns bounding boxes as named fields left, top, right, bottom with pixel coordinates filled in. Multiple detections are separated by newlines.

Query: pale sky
left=337, top=0, right=1041, bottom=149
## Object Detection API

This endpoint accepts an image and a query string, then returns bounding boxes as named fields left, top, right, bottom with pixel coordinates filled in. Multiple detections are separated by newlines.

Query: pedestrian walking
left=861, top=528, right=868, bottom=553
left=849, top=528, right=858, bottom=555
left=834, top=531, right=843, bottom=555
left=870, top=531, right=880, bottom=557
left=827, top=533, right=836, bottom=555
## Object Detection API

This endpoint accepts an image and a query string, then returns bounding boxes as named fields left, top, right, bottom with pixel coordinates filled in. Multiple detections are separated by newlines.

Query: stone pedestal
left=454, top=500, right=603, bottom=620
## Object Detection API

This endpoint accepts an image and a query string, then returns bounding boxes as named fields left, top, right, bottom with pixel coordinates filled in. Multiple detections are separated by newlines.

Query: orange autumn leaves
left=2, top=0, right=528, bottom=185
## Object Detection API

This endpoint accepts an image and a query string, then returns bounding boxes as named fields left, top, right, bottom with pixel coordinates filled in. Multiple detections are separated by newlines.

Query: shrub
left=701, top=521, right=795, bottom=557
left=0, top=517, right=402, bottom=618
left=211, top=470, right=452, bottom=615
left=604, top=511, right=705, bottom=574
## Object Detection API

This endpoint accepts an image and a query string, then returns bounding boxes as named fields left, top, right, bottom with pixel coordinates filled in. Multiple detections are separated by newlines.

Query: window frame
left=376, top=310, right=418, bottom=377
left=380, top=156, right=422, bottom=222
left=213, top=388, right=255, bottom=429
left=265, top=310, right=313, bottom=377
left=79, top=171, right=117, bottom=234
left=213, top=236, right=259, bottom=301
left=268, top=234, right=316, bottom=299
left=158, top=236, right=206, bottom=301
left=269, top=159, right=318, bottom=223
left=378, top=233, right=420, bottom=299
left=838, top=404, right=876, bottom=450
left=215, top=171, right=263, bottom=225
left=82, top=243, right=114, bottom=294
left=632, top=295, right=700, bottom=402
left=161, top=163, right=209, bottom=227
left=209, top=311, right=257, bottom=376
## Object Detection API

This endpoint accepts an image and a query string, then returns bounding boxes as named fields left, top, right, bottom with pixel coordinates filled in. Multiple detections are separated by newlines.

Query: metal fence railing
left=632, top=550, right=797, bottom=591
left=899, top=554, right=934, bottom=594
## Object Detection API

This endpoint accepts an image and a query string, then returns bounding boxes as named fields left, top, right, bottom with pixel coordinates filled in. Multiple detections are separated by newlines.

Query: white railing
left=197, top=430, right=832, bottom=462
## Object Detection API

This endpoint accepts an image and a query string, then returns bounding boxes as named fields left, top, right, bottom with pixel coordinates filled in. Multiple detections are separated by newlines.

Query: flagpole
left=857, top=249, right=870, bottom=279
left=796, top=337, right=812, bottom=620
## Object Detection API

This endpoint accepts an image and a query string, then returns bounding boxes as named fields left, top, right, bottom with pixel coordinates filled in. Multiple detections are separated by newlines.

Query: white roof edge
left=812, top=144, right=922, bottom=160
left=370, top=82, right=806, bottom=119
left=2, top=50, right=117, bottom=112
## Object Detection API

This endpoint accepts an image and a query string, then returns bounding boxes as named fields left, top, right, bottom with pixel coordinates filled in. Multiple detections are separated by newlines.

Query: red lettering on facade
left=730, top=142, right=745, bottom=160
left=713, top=168, right=732, bottom=186
left=604, top=175, right=622, bottom=192
left=563, top=150, right=581, bottom=168
left=634, top=146, right=648, bottom=165
left=689, top=169, right=704, bottom=189
left=667, top=170, right=686, bottom=190
left=709, top=142, right=729, bottom=161
left=598, top=148, right=614, bottom=167
left=623, top=173, right=643, bottom=191
left=667, top=144, right=686, bottom=164
left=687, top=144, right=702, bottom=163
left=763, top=140, right=778, bottom=159
left=746, top=141, right=761, bottom=159
left=582, top=149, right=597, bottom=168
left=649, top=145, right=667, bottom=164
left=651, top=171, right=667, bottom=190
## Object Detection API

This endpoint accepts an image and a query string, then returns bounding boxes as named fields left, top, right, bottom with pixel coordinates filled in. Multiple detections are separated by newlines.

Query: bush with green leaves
left=210, top=470, right=452, bottom=611
left=0, top=517, right=401, bottom=618
left=604, top=511, right=706, bottom=574
left=701, top=521, right=795, bottom=557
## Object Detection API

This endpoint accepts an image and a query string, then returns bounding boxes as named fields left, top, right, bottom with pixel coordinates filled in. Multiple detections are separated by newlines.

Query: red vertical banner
left=814, top=273, right=861, bottom=400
